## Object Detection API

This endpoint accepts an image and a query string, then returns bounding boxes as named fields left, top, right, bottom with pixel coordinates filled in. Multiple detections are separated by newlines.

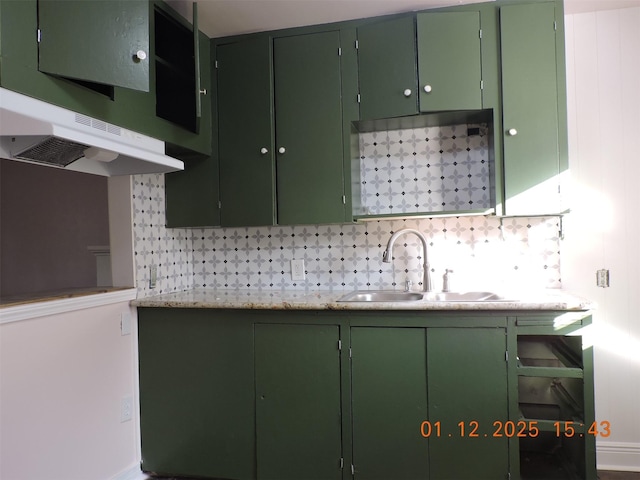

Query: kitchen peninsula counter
left=132, top=288, right=593, bottom=311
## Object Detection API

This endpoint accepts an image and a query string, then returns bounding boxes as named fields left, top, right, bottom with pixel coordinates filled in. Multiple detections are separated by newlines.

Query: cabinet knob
left=278, top=147, right=286, bottom=154
left=403, top=89, right=412, bottom=97
left=424, top=85, right=432, bottom=93
left=507, top=128, right=518, bottom=136
left=260, top=147, right=269, bottom=155
left=134, top=50, right=147, bottom=61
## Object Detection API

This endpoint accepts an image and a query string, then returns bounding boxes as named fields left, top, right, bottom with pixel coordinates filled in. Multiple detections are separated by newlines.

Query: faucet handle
left=405, top=279, right=413, bottom=292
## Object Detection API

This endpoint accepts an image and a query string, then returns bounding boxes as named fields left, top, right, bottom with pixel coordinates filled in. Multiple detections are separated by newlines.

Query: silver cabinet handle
left=260, top=148, right=269, bottom=155
left=135, top=50, right=147, bottom=61
left=508, top=128, right=518, bottom=136
left=424, top=85, right=432, bottom=93
left=199, top=89, right=207, bottom=95
left=403, top=89, right=412, bottom=97
left=278, top=147, right=286, bottom=154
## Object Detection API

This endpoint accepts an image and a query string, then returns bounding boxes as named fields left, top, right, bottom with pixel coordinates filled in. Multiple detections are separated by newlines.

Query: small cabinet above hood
left=0, top=88, right=184, bottom=176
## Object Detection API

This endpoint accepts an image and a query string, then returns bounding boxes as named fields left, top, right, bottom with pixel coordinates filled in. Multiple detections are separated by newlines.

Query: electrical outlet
left=291, top=259, right=305, bottom=281
left=120, top=312, right=132, bottom=336
left=121, top=396, right=133, bottom=423
left=149, top=264, right=157, bottom=289
left=596, top=269, right=610, bottom=288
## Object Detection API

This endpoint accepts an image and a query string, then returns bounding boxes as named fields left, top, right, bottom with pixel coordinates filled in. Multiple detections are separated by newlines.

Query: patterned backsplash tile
left=357, top=124, right=492, bottom=216
left=132, top=174, right=561, bottom=297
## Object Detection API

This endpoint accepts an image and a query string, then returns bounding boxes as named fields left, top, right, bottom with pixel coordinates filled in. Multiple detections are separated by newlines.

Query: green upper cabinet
left=356, top=12, right=483, bottom=121
left=500, top=1, right=566, bottom=216
left=274, top=31, right=347, bottom=225
left=356, top=17, right=419, bottom=120
left=417, top=11, right=483, bottom=112
left=38, top=0, right=150, bottom=92
left=0, top=0, right=211, bottom=157
left=255, top=323, right=342, bottom=480
left=217, top=37, right=275, bottom=227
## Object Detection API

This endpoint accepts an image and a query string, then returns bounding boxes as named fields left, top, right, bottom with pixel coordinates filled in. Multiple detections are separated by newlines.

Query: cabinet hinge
left=554, top=21, right=557, bottom=31
left=480, top=79, right=484, bottom=90
left=342, top=195, right=346, bottom=205
left=37, top=28, right=41, bottom=43
left=355, top=39, right=359, bottom=49
left=338, top=339, right=342, bottom=351
left=479, top=29, right=483, bottom=39
left=349, top=347, right=352, bottom=359
left=215, top=60, right=219, bottom=69
left=218, top=200, right=222, bottom=209
left=357, top=93, right=361, bottom=103
left=340, top=457, right=344, bottom=469
left=505, top=351, right=509, bottom=362
left=351, top=464, right=355, bottom=475
left=338, top=47, right=342, bottom=56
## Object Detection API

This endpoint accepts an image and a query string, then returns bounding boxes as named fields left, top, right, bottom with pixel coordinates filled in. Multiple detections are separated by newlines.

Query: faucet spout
left=382, top=228, right=433, bottom=292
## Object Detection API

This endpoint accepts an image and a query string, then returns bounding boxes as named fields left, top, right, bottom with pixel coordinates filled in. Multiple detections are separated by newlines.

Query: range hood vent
left=14, top=136, right=88, bottom=167
left=0, top=88, right=184, bottom=176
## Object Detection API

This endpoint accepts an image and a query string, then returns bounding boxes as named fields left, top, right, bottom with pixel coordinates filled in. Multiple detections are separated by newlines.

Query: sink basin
left=337, top=290, right=518, bottom=303
left=424, top=291, right=517, bottom=302
left=338, top=291, right=424, bottom=302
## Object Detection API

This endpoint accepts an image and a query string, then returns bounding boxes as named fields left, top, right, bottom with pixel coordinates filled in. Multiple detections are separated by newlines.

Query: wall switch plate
left=291, top=259, right=305, bottom=281
left=149, top=264, right=157, bottom=289
left=596, top=269, right=610, bottom=288
left=121, top=396, right=133, bottom=423
left=120, top=312, right=132, bottom=336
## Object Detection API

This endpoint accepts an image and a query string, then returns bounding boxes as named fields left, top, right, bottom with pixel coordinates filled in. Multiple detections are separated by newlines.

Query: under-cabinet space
left=351, top=111, right=495, bottom=219
left=520, top=432, right=587, bottom=480
left=518, top=377, right=584, bottom=427
left=517, top=335, right=583, bottom=376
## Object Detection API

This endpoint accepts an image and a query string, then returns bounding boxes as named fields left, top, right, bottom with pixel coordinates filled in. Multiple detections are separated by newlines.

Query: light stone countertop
left=132, top=288, right=594, bottom=311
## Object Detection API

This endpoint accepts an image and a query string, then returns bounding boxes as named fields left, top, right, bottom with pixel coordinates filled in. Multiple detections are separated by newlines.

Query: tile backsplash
left=357, top=124, right=492, bottom=216
left=133, top=174, right=561, bottom=297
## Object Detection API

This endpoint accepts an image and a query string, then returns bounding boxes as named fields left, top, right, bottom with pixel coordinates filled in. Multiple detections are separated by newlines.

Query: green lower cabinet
left=255, top=323, right=343, bottom=480
left=427, top=328, right=509, bottom=479
left=137, top=309, right=255, bottom=479
left=350, top=327, right=429, bottom=480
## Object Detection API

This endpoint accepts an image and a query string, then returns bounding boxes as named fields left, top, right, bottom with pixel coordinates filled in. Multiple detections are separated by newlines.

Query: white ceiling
left=167, top=0, right=640, bottom=39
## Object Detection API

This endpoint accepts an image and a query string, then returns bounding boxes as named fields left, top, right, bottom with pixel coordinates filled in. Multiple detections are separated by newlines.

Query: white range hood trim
left=0, top=88, right=184, bottom=176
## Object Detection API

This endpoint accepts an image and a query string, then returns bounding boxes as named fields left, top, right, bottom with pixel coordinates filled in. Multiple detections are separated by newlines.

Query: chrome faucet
left=382, top=228, right=433, bottom=292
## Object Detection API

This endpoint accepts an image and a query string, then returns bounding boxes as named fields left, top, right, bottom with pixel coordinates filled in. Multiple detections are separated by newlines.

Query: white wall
left=563, top=7, right=640, bottom=471
left=0, top=300, right=140, bottom=480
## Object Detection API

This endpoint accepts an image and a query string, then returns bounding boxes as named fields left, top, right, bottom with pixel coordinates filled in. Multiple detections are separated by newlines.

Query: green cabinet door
left=417, top=11, right=482, bottom=112
left=427, top=328, right=509, bottom=479
left=500, top=2, right=562, bottom=215
left=357, top=17, right=419, bottom=120
left=137, top=309, right=255, bottom=479
left=274, top=31, right=346, bottom=225
left=255, top=323, right=342, bottom=480
left=350, top=327, right=429, bottom=480
left=217, top=37, right=275, bottom=227
left=38, top=0, right=149, bottom=92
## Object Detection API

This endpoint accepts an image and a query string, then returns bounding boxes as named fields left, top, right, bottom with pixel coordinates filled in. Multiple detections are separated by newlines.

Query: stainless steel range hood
left=0, top=88, right=184, bottom=176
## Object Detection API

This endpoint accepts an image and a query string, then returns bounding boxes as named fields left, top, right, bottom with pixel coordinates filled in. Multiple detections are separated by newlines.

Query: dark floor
left=599, top=472, right=640, bottom=480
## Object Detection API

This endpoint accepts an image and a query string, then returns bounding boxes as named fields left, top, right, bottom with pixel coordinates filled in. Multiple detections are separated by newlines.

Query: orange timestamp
left=420, top=420, right=611, bottom=438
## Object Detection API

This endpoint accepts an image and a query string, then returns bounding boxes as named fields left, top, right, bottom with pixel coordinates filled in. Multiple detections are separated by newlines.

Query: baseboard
left=111, top=464, right=150, bottom=480
left=598, top=441, right=640, bottom=472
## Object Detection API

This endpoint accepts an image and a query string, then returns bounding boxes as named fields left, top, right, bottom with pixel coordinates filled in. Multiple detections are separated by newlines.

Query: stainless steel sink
left=424, top=291, right=516, bottom=302
left=337, top=291, right=424, bottom=302
left=337, top=290, right=517, bottom=303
